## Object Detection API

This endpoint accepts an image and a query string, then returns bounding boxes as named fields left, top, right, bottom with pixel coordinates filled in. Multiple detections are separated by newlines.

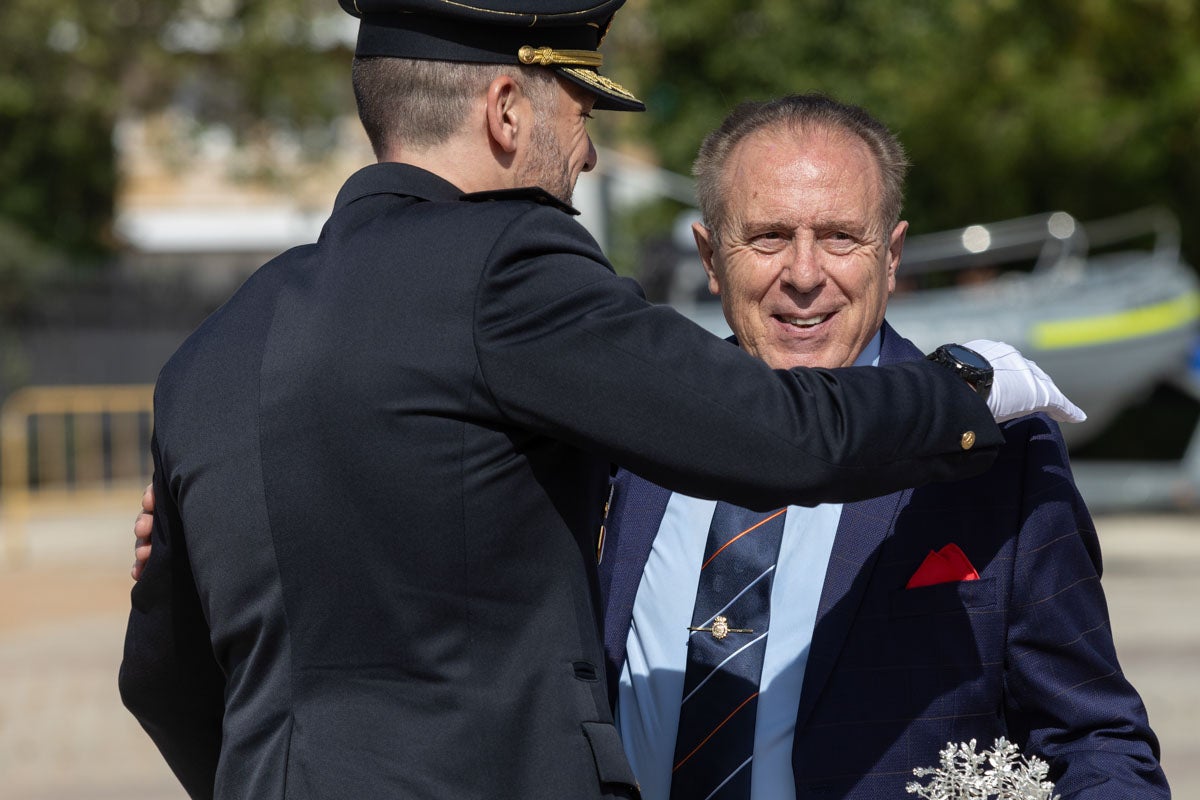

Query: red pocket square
left=906, top=543, right=980, bottom=589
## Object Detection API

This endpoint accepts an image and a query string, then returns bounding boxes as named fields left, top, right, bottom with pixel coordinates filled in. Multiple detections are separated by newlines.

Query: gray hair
left=693, top=93, right=909, bottom=240
left=352, top=57, right=559, bottom=158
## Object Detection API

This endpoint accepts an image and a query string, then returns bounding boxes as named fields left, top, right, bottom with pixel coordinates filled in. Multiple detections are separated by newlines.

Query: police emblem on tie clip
left=688, top=615, right=752, bottom=640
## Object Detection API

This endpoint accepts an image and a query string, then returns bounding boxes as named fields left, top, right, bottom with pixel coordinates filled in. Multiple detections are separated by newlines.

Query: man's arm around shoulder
left=119, top=435, right=225, bottom=799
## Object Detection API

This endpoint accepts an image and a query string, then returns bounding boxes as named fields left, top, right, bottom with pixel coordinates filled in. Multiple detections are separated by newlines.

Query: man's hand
left=964, top=339, right=1086, bottom=424
left=132, top=483, right=154, bottom=581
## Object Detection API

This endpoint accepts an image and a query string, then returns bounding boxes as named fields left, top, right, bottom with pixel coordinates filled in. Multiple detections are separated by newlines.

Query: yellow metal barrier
left=1, top=385, right=154, bottom=564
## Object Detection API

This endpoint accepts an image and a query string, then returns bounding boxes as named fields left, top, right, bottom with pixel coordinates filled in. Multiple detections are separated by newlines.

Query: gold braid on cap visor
left=518, top=45, right=603, bottom=68
left=559, top=67, right=639, bottom=102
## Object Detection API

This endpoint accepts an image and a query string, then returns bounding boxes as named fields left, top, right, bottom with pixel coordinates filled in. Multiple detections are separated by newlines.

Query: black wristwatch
left=927, top=343, right=994, bottom=402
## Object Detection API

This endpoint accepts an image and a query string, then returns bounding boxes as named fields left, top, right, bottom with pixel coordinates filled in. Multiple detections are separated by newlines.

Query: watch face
left=945, top=344, right=990, bottom=371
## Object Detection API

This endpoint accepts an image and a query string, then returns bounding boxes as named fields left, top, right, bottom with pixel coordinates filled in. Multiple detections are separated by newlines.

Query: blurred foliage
left=0, top=0, right=353, bottom=265
left=625, top=0, right=1200, bottom=264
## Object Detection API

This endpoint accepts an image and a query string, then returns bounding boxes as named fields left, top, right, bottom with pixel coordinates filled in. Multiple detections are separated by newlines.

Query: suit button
left=961, top=431, right=976, bottom=450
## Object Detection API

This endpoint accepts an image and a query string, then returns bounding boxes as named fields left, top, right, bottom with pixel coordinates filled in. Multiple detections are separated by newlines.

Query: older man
left=600, top=94, right=1168, bottom=799
left=119, top=2, right=1084, bottom=797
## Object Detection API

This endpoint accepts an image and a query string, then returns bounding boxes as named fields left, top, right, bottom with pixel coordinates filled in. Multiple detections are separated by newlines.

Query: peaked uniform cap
left=338, top=0, right=644, bottom=111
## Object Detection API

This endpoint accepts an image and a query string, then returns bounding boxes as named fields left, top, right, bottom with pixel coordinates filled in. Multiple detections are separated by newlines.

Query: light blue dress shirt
left=616, top=332, right=881, bottom=800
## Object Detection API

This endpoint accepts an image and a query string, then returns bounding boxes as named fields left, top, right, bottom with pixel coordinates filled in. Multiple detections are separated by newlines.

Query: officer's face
left=694, top=125, right=906, bottom=370
left=521, top=78, right=597, bottom=204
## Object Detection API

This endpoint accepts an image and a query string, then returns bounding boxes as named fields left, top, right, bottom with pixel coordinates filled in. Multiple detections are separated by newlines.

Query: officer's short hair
left=352, top=57, right=557, bottom=157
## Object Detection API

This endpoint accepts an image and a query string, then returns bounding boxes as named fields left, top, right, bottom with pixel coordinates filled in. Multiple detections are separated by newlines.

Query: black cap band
left=355, top=13, right=601, bottom=63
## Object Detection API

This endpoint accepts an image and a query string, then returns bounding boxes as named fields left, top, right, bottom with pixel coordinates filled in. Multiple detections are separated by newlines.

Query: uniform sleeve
left=1002, top=416, right=1169, bottom=798
left=473, top=205, right=1002, bottom=510
left=119, top=433, right=225, bottom=799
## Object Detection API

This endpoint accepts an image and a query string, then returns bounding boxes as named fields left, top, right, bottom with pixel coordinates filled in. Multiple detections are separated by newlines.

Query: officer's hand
left=131, top=483, right=154, bottom=581
left=965, top=339, right=1086, bottom=424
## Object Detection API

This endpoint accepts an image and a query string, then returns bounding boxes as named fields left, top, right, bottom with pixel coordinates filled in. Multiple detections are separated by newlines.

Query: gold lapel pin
left=688, top=615, right=752, bottom=641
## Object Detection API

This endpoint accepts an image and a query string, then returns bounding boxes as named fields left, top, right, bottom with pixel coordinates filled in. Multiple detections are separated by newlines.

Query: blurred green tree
left=627, top=0, right=1200, bottom=263
left=0, top=0, right=353, bottom=263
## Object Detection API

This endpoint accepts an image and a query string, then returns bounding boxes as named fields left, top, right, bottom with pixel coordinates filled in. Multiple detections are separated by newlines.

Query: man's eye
left=750, top=232, right=788, bottom=251
left=824, top=231, right=860, bottom=249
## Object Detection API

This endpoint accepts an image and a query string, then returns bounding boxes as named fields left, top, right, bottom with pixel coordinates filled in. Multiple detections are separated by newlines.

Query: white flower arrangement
left=906, top=738, right=1060, bottom=800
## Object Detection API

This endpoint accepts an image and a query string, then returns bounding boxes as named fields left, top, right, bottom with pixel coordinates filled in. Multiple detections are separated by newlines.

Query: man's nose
left=581, top=135, right=597, bottom=173
left=780, top=243, right=825, bottom=293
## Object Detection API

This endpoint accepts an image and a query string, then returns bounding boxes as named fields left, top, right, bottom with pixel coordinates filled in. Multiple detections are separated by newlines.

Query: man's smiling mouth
left=777, top=313, right=829, bottom=329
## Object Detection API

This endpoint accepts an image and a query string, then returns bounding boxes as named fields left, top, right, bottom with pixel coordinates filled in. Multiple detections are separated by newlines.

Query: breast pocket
left=886, top=578, right=1004, bottom=674
left=889, top=577, right=998, bottom=618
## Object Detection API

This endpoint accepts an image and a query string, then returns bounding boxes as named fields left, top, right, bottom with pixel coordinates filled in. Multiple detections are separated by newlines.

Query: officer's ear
left=485, top=74, right=524, bottom=155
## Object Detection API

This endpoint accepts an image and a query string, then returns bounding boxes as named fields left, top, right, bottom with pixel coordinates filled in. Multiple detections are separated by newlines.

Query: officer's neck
left=377, top=136, right=501, bottom=194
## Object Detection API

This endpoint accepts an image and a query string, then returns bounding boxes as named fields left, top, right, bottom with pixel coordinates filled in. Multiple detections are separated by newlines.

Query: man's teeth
left=781, top=314, right=828, bottom=328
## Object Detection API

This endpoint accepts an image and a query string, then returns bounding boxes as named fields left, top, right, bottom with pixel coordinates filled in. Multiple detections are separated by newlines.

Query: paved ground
left=0, top=502, right=187, bottom=799
left=1, top=502, right=1196, bottom=799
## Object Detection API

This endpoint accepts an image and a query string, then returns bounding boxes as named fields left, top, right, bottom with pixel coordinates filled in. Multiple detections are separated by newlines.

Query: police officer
left=119, top=2, right=1082, bottom=798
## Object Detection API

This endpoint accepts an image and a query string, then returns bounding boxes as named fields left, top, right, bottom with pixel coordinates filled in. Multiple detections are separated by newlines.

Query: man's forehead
left=721, top=126, right=885, bottom=228
left=733, top=123, right=876, bottom=176
left=725, top=205, right=877, bottom=237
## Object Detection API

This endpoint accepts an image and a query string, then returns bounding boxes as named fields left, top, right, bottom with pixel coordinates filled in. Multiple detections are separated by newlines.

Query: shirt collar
left=853, top=329, right=883, bottom=367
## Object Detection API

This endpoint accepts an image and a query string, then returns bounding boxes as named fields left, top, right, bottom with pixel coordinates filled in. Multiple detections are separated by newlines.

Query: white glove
left=963, top=339, right=1087, bottom=424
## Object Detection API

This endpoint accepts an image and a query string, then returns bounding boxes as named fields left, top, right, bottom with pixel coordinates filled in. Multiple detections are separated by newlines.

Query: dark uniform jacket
left=120, top=163, right=1002, bottom=799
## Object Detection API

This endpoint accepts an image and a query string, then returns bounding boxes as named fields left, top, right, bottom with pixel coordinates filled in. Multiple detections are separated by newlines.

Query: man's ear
left=886, top=220, right=908, bottom=294
left=692, top=222, right=723, bottom=297
left=485, top=74, right=523, bottom=155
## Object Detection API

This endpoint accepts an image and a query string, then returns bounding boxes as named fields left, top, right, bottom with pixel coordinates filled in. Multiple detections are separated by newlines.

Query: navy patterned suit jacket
left=600, top=322, right=1169, bottom=799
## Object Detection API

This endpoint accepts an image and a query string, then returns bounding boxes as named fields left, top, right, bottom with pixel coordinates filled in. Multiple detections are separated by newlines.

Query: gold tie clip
left=687, top=615, right=753, bottom=641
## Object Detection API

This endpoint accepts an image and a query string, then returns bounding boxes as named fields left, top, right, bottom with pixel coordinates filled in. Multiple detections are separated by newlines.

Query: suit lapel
left=600, top=469, right=673, bottom=708
left=792, top=322, right=922, bottom=732
left=792, top=488, right=908, bottom=731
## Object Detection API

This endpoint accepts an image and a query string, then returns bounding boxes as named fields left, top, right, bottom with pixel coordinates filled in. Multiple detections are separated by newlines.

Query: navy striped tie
left=669, top=502, right=787, bottom=800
